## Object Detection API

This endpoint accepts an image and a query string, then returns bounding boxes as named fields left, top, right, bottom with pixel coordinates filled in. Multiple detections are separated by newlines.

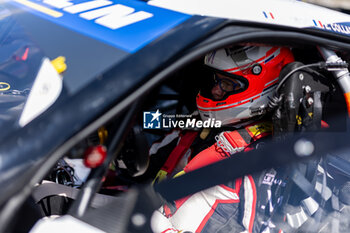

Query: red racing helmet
left=197, top=46, right=294, bottom=125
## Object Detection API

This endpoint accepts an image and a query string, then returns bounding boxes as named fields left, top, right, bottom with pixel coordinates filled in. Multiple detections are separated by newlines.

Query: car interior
left=6, top=38, right=350, bottom=232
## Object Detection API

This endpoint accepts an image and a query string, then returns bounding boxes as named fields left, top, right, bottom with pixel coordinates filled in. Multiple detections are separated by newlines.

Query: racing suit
left=151, top=121, right=278, bottom=233
left=150, top=122, right=348, bottom=233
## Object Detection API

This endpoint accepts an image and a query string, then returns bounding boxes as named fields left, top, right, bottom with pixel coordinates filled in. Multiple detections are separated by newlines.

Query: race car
left=1, top=0, right=350, bottom=232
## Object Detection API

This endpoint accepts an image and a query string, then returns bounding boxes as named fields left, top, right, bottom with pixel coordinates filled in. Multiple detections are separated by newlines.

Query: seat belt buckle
left=215, top=131, right=244, bottom=156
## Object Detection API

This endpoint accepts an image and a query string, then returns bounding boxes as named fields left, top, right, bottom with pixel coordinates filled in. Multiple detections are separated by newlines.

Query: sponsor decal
left=262, top=173, right=275, bottom=186
left=323, top=22, right=350, bottom=35
left=11, top=0, right=191, bottom=52
left=143, top=109, right=222, bottom=129
left=262, top=173, right=286, bottom=187
left=313, top=19, right=350, bottom=36
left=247, top=122, right=272, bottom=136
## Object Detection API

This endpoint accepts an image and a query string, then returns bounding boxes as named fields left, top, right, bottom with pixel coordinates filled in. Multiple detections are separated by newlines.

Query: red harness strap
left=160, top=131, right=199, bottom=176
left=184, top=121, right=272, bottom=173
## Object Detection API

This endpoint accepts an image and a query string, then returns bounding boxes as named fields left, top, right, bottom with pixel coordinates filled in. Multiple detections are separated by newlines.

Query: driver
left=151, top=45, right=295, bottom=233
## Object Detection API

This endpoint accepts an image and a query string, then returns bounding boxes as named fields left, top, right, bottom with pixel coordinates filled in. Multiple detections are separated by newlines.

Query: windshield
left=0, top=1, right=128, bottom=137
left=0, top=6, right=50, bottom=134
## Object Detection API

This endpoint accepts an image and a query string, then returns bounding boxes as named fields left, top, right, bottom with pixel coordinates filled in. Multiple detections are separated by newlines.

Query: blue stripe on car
left=10, top=0, right=191, bottom=53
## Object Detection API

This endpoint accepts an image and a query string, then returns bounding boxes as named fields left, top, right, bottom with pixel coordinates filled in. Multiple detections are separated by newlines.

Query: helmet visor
left=199, top=66, right=249, bottom=101
left=214, top=73, right=246, bottom=92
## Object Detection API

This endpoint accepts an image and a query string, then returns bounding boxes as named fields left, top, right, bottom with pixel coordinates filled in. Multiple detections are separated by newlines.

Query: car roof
left=11, top=0, right=350, bottom=56
left=149, top=0, right=350, bottom=38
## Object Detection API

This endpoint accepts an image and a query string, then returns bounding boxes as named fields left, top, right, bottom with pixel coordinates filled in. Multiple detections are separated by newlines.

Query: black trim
left=213, top=20, right=350, bottom=47
left=191, top=25, right=350, bottom=54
